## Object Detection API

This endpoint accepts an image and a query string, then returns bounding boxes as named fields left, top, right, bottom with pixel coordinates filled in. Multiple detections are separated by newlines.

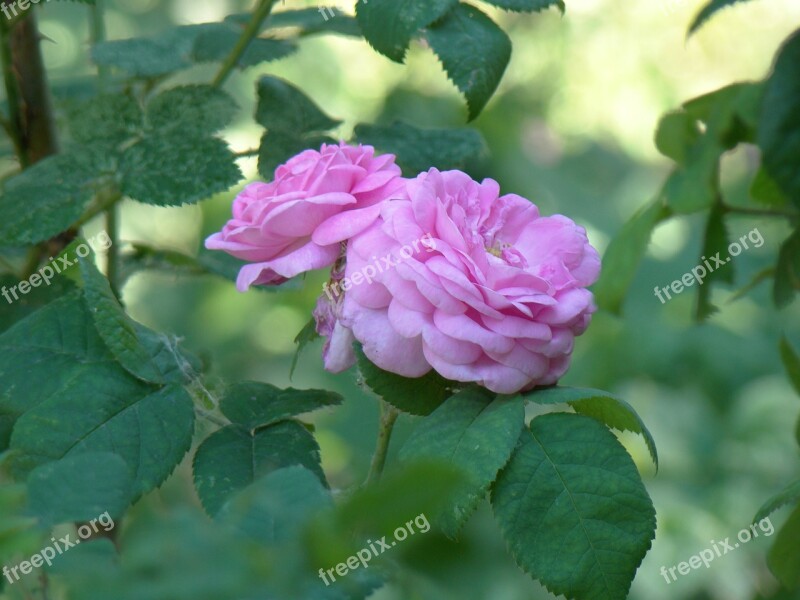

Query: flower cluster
left=207, top=142, right=600, bottom=394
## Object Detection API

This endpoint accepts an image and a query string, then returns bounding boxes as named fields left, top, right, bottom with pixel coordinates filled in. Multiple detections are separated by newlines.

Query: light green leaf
left=768, top=504, right=800, bottom=589
left=121, top=132, right=242, bottom=206
left=525, top=386, right=658, bottom=467
left=355, top=345, right=455, bottom=415
left=193, top=421, right=326, bottom=517
left=355, top=0, right=458, bottom=62
left=354, top=120, right=486, bottom=174
left=399, top=389, right=524, bottom=537
left=594, top=198, right=671, bottom=314
left=425, top=4, right=512, bottom=120
left=654, top=111, right=700, bottom=164
left=491, top=413, right=656, bottom=600
left=27, top=452, right=133, bottom=526
left=220, top=381, right=342, bottom=430
left=758, top=30, right=800, bottom=208
left=145, top=85, right=238, bottom=135
left=755, top=479, right=800, bottom=522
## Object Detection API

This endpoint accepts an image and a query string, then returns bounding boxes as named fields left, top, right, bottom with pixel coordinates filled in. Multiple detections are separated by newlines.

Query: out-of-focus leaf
left=696, top=202, right=734, bottom=321
left=689, top=0, right=760, bottom=35
left=257, top=130, right=336, bottom=181
left=755, top=479, right=800, bottom=522
left=655, top=111, right=701, bottom=164
left=768, top=504, right=800, bottom=589
left=780, top=336, right=800, bottom=397
left=256, top=76, right=340, bottom=134
left=774, top=229, right=800, bottom=307
left=482, top=0, right=564, bottom=12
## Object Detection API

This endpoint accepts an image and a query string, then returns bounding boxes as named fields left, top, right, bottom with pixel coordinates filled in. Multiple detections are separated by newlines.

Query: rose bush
left=205, top=142, right=403, bottom=290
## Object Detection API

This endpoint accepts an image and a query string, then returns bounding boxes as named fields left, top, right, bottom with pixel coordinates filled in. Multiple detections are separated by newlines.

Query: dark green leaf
left=481, top=0, right=564, bottom=12
left=146, top=85, right=238, bottom=135
left=696, top=202, right=734, bottom=321
left=594, top=199, right=671, bottom=314
left=689, top=0, right=759, bottom=35
left=257, top=130, right=336, bottom=181
left=425, top=4, right=512, bottom=120
left=121, top=133, right=242, bottom=206
left=780, top=336, right=800, bottom=397
left=354, top=120, right=485, bottom=174
left=265, top=8, right=362, bottom=37
left=774, top=229, right=800, bottom=307
left=192, top=27, right=296, bottom=68
left=399, top=389, right=524, bottom=537
left=525, top=386, right=658, bottom=468
left=758, top=30, right=800, bottom=208
left=491, top=413, right=656, bottom=600
left=255, top=76, right=340, bottom=134
left=755, top=479, right=800, bottom=522
left=10, top=381, right=194, bottom=498
left=27, top=452, right=132, bottom=526
left=67, top=93, right=142, bottom=148
left=0, top=151, right=103, bottom=245
left=355, top=344, right=455, bottom=415
left=221, top=381, right=343, bottom=430
left=355, top=0, right=458, bottom=62
left=193, top=421, right=326, bottom=517
left=768, top=504, right=800, bottom=589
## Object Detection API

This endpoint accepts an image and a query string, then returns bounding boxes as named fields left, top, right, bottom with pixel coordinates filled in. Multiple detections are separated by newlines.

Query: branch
left=211, top=0, right=277, bottom=88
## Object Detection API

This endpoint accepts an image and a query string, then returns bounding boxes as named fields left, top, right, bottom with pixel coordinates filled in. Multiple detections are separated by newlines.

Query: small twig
left=722, top=202, right=799, bottom=220
left=211, top=0, right=278, bottom=88
left=365, top=400, right=400, bottom=485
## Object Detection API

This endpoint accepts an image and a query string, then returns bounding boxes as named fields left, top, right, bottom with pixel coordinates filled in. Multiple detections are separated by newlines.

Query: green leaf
left=594, top=198, right=671, bottom=314
left=355, top=345, right=455, bottom=415
left=219, top=465, right=332, bottom=544
left=264, top=8, right=362, bottom=37
left=0, top=150, right=103, bottom=245
left=290, top=317, right=320, bottom=379
left=491, top=413, right=656, bottom=600
left=67, top=93, right=143, bottom=149
left=79, top=254, right=167, bottom=384
left=525, top=386, right=658, bottom=468
left=755, top=479, right=800, bottom=522
left=758, top=30, right=800, bottom=208
left=257, top=130, right=336, bottom=181
left=780, top=336, right=800, bottom=397
left=354, top=120, right=486, bottom=174
left=255, top=76, right=340, bottom=134
left=481, top=0, right=564, bottom=12
left=774, top=229, right=800, bottom=307
left=27, top=452, right=132, bottom=526
left=192, top=27, right=297, bottom=68
left=10, top=380, right=195, bottom=498
left=220, top=381, right=343, bottom=430
left=768, top=504, right=800, bottom=589
left=399, top=389, right=524, bottom=537
left=193, top=421, right=326, bottom=517
left=654, top=111, right=700, bottom=164
left=750, top=167, right=789, bottom=207
left=0, top=293, right=113, bottom=450
left=425, top=4, right=512, bottom=120
left=121, top=132, right=242, bottom=206
left=662, top=137, right=722, bottom=213
left=689, top=0, right=759, bottom=35
left=145, top=85, right=238, bottom=135
left=695, top=202, right=734, bottom=321
left=355, top=0, right=458, bottom=62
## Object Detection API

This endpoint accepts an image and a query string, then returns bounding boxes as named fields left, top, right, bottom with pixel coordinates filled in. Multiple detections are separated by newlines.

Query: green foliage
left=355, top=345, right=455, bottom=415
left=399, top=389, right=525, bottom=537
left=774, top=230, right=800, bottom=307
left=754, top=479, right=800, bottom=522
left=425, top=4, right=512, bottom=120
left=759, top=30, right=800, bottom=208
left=354, top=121, right=486, bottom=174
left=695, top=203, right=734, bottom=320
left=145, top=85, right=239, bottom=135
left=193, top=421, right=326, bottom=517
left=780, top=336, right=800, bottom=396
left=491, top=413, right=656, bottom=600
left=221, top=381, right=343, bottom=429
left=767, top=505, right=800, bottom=590
left=525, top=386, right=658, bottom=467
left=689, top=0, right=760, bottom=35
left=482, top=0, right=564, bottom=11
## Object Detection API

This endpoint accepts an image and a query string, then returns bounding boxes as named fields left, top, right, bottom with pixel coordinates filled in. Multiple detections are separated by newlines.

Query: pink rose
left=325, top=168, right=600, bottom=394
left=205, top=142, right=404, bottom=291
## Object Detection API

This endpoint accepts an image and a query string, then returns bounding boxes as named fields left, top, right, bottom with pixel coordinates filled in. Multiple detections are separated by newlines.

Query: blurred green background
left=10, top=0, right=800, bottom=598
